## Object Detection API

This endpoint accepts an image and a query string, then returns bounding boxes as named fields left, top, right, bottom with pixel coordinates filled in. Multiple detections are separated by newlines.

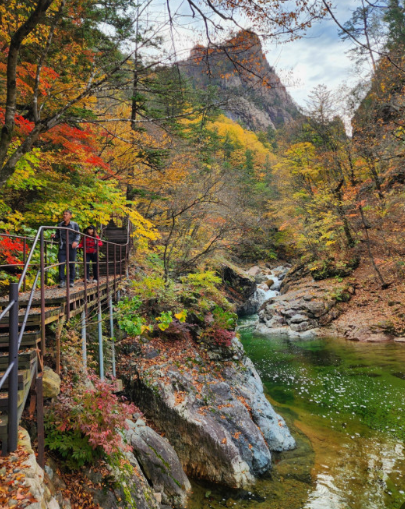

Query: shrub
left=180, top=270, right=231, bottom=312
left=212, top=306, right=237, bottom=330
left=0, top=235, right=24, bottom=265
left=202, top=326, right=234, bottom=348
left=45, top=374, right=137, bottom=469
left=115, top=296, right=147, bottom=335
left=131, top=275, right=166, bottom=300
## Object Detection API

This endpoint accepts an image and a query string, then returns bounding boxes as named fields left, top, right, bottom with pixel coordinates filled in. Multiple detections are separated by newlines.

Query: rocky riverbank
left=119, top=333, right=295, bottom=491
left=245, top=260, right=405, bottom=343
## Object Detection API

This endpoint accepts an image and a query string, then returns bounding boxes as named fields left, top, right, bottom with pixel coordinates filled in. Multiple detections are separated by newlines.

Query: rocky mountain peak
left=181, top=30, right=299, bottom=131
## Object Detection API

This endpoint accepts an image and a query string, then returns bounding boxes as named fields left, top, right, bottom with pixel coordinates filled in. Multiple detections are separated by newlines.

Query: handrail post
left=119, top=245, right=122, bottom=280
left=8, top=283, right=19, bottom=452
left=98, top=302, right=104, bottom=380
left=23, top=238, right=27, bottom=292
left=96, top=239, right=100, bottom=302
left=45, top=241, right=48, bottom=286
left=40, top=230, right=46, bottom=358
left=109, top=296, right=115, bottom=377
left=126, top=242, right=129, bottom=278
left=36, top=374, right=44, bottom=468
left=83, top=236, right=87, bottom=370
left=83, top=236, right=87, bottom=315
left=113, top=245, right=117, bottom=301
left=66, top=229, right=70, bottom=321
left=106, top=242, right=109, bottom=301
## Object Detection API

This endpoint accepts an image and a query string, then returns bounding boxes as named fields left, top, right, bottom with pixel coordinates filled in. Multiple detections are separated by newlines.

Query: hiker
left=78, top=225, right=103, bottom=283
left=51, top=210, right=80, bottom=288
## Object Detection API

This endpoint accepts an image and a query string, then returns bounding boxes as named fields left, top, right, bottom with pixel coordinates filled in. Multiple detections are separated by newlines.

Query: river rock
left=238, top=266, right=289, bottom=315
left=289, top=314, right=308, bottom=324
left=123, top=336, right=295, bottom=489
left=256, top=270, right=349, bottom=337
left=280, top=264, right=311, bottom=294
left=125, top=419, right=191, bottom=508
left=247, top=266, right=262, bottom=277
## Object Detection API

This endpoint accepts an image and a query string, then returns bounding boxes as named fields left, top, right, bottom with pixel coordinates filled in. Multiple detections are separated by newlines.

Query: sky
left=265, top=0, right=368, bottom=107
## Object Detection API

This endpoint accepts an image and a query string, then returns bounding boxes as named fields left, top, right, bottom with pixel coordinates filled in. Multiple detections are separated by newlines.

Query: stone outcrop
left=125, top=419, right=191, bottom=508
left=123, top=336, right=295, bottom=489
left=83, top=450, right=160, bottom=509
left=217, top=259, right=257, bottom=314
left=181, top=31, right=299, bottom=131
left=255, top=266, right=351, bottom=338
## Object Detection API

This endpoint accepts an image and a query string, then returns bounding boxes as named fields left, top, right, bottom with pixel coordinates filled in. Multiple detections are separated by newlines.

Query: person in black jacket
left=51, top=210, right=80, bottom=288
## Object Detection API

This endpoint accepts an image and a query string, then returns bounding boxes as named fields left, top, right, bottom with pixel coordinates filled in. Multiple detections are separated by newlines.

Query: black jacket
left=54, top=221, right=80, bottom=248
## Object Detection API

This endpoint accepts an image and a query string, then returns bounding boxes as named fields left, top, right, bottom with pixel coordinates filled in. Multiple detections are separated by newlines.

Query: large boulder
left=42, top=367, right=61, bottom=399
left=125, top=419, right=191, bottom=508
left=84, top=450, right=160, bottom=509
left=122, top=336, right=295, bottom=489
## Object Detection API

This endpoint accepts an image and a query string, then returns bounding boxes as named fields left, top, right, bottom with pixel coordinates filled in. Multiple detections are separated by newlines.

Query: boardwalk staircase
left=0, top=222, right=131, bottom=460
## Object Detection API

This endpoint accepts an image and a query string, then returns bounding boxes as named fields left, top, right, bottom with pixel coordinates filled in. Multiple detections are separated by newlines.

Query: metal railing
left=0, top=221, right=132, bottom=459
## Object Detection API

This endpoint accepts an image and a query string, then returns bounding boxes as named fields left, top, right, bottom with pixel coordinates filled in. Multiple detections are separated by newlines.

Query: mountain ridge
left=180, top=31, right=299, bottom=132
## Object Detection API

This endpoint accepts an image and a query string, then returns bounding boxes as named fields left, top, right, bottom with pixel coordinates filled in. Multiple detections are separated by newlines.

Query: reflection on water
left=189, top=316, right=405, bottom=509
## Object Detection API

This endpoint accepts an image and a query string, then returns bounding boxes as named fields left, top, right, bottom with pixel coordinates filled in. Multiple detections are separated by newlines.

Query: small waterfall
left=241, top=266, right=289, bottom=315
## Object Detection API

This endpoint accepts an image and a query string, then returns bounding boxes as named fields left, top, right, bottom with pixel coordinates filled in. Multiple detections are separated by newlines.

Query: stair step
left=0, top=350, right=36, bottom=370
left=0, top=306, right=60, bottom=327
left=0, top=369, right=30, bottom=390
left=0, top=386, right=27, bottom=408
left=0, top=364, right=37, bottom=441
left=0, top=330, right=40, bottom=349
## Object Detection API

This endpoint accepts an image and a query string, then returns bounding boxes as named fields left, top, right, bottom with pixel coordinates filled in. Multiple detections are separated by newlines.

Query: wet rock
left=125, top=420, right=191, bottom=508
left=289, top=321, right=310, bottom=332
left=344, top=326, right=393, bottom=342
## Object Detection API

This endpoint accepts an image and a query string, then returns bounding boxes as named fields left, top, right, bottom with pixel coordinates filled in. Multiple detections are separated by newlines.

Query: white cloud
left=266, top=0, right=363, bottom=107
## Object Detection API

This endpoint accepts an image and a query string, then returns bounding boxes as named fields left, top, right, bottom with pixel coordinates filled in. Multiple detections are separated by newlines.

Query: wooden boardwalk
left=0, top=220, right=130, bottom=458
left=0, top=276, right=122, bottom=452
left=0, top=277, right=120, bottom=325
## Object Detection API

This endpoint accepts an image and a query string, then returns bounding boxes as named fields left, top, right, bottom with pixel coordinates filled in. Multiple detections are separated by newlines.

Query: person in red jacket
left=78, top=225, right=103, bottom=283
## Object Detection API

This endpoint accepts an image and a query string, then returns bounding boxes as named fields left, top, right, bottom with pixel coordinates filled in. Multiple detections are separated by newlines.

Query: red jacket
left=78, top=235, right=102, bottom=254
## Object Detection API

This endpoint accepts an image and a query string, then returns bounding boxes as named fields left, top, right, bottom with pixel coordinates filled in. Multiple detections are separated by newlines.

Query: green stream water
left=189, top=316, right=405, bottom=509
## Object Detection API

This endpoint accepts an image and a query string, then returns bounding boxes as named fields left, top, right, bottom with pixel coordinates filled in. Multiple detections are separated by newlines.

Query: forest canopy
left=0, top=0, right=404, bottom=285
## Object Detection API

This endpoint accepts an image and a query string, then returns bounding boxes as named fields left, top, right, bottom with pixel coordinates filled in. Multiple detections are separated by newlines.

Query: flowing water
left=189, top=315, right=405, bottom=509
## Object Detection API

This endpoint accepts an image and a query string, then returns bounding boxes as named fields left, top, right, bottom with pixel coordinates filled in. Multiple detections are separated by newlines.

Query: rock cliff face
left=121, top=335, right=295, bottom=489
left=180, top=31, right=299, bottom=131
